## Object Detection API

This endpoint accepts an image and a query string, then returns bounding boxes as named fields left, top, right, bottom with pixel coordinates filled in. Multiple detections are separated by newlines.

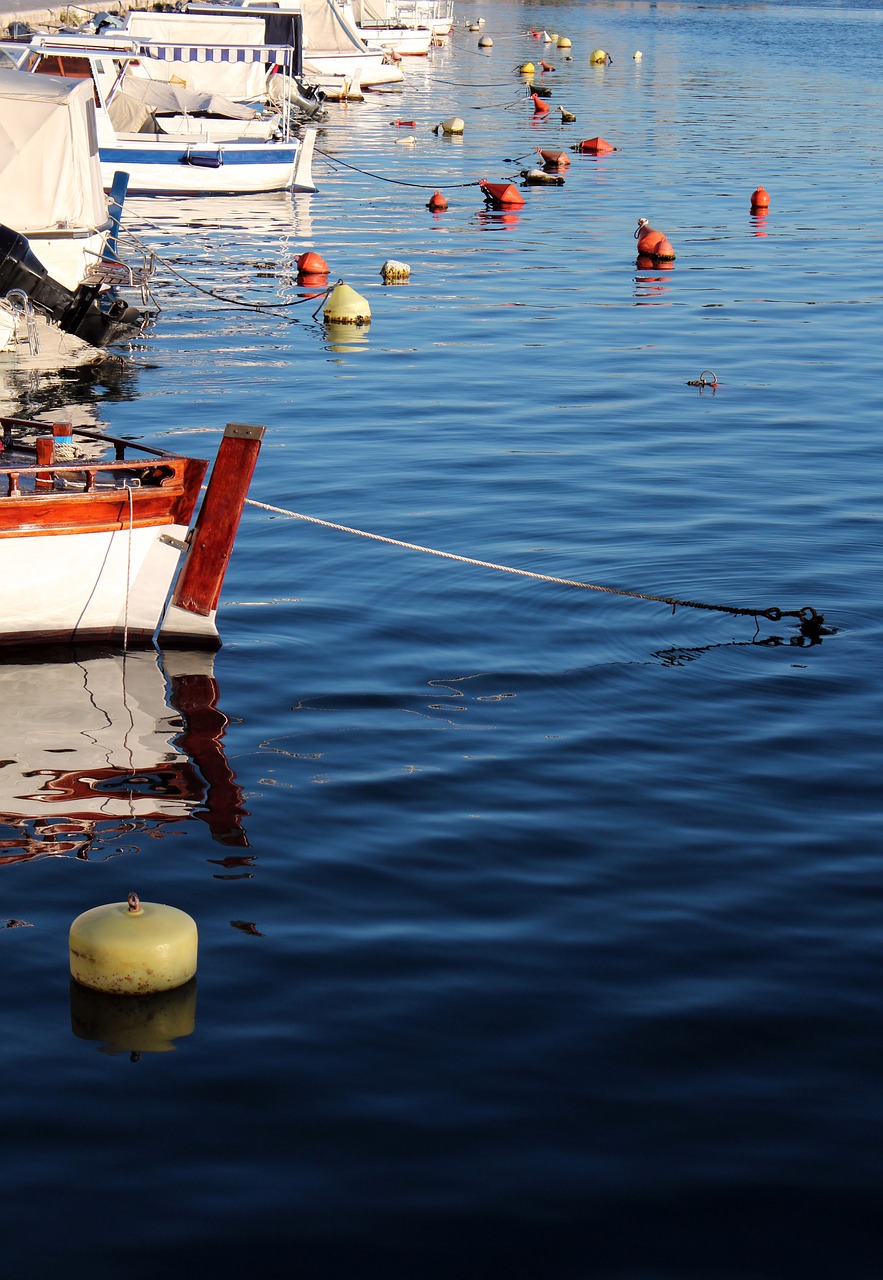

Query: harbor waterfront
left=1, top=2, right=882, bottom=1276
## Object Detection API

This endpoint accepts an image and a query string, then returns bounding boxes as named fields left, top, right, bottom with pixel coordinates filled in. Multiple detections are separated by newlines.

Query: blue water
left=2, top=2, right=882, bottom=1275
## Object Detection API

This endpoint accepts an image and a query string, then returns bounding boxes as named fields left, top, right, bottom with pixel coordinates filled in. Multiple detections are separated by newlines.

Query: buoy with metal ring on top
left=323, top=281, right=371, bottom=325
left=530, top=92, right=550, bottom=115
left=427, top=190, right=448, bottom=211
left=480, top=180, right=525, bottom=209
left=572, top=136, right=616, bottom=154
left=635, top=217, right=676, bottom=261
left=434, top=116, right=464, bottom=135
left=750, top=184, right=770, bottom=209
left=69, top=893, right=198, bottom=995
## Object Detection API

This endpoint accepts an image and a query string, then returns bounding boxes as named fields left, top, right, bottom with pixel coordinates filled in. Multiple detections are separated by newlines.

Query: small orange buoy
left=635, top=218, right=676, bottom=261
left=296, top=250, right=329, bottom=277
left=531, top=92, right=550, bottom=115
left=537, top=148, right=570, bottom=169
left=390, top=119, right=417, bottom=127
left=427, top=190, right=448, bottom=211
left=573, top=136, right=616, bottom=154
left=750, top=184, right=770, bottom=209
left=480, top=180, right=526, bottom=209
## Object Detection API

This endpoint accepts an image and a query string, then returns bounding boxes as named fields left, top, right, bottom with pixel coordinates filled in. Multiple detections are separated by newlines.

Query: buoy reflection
left=634, top=256, right=674, bottom=304
left=70, top=977, right=197, bottom=1059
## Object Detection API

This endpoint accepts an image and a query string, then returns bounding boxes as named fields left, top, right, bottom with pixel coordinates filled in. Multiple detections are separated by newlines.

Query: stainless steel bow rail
left=244, top=498, right=825, bottom=629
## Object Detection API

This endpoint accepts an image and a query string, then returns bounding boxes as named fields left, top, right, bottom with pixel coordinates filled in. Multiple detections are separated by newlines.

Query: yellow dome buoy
left=590, top=48, right=609, bottom=65
left=69, top=893, right=198, bottom=995
left=323, top=281, right=371, bottom=325
left=519, top=62, right=535, bottom=74
left=434, top=116, right=465, bottom=135
left=380, top=259, right=410, bottom=282
left=557, top=36, right=571, bottom=49
left=70, top=977, right=197, bottom=1055
left=478, top=35, right=493, bottom=48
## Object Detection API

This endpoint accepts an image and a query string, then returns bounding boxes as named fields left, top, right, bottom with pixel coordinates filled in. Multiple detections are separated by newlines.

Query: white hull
left=0, top=523, right=188, bottom=647
left=357, top=25, right=432, bottom=54
left=99, top=126, right=316, bottom=194
left=303, top=48, right=403, bottom=86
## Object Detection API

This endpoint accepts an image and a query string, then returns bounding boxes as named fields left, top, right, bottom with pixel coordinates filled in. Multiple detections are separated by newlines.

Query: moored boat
left=0, top=418, right=263, bottom=649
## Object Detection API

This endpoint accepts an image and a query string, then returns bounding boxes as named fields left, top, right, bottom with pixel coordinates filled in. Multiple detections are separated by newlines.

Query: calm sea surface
left=2, top=2, right=881, bottom=1275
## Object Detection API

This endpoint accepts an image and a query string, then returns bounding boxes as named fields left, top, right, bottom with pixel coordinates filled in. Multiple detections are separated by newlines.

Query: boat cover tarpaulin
left=300, top=0, right=369, bottom=54
left=119, top=74, right=260, bottom=120
left=123, top=12, right=271, bottom=96
left=352, top=0, right=394, bottom=23
left=0, top=68, right=106, bottom=235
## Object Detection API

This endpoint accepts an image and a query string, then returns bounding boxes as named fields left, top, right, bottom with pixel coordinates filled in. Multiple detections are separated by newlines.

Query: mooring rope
left=315, top=146, right=482, bottom=188
left=244, top=497, right=822, bottom=625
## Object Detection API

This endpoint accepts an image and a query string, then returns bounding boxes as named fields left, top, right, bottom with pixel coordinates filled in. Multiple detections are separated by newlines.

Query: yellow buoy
left=520, top=62, right=535, bottom=74
left=323, top=281, right=371, bottom=325
left=557, top=36, right=571, bottom=49
left=380, top=259, right=410, bottom=282
left=590, top=48, right=608, bottom=65
left=634, top=50, right=643, bottom=61
left=69, top=893, right=197, bottom=995
left=435, top=116, right=465, bottom=135
left=70, top=977, right=197, bottom=1055
left=478, top=35, right=493, bottom=48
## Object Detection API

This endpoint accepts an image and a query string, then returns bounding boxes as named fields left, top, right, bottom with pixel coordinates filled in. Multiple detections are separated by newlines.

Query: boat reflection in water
left=0, top=648, right=248, bottom=865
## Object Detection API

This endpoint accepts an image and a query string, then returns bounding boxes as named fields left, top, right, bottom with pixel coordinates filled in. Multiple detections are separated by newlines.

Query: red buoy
left=530, top=93, right=550, bottom=115
left=573, top=136, right=616, bottom=154
left=427, top=190, right=448, bottom=211
left=539, top=60, right=554, bottom=71
left=635, top=218, right=676, bottom=261
left=296, top=251, right=329, bottom=277
left=480, top=180, right=526, bottom=209
left=750, top=184, right=770, bottom=209
left=391, top=119, right=417, bottom=127
left=537, top=148, right=570, bottom=169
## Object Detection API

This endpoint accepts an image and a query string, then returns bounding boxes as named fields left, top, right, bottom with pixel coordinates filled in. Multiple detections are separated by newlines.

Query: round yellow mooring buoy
left=590, top=48, right=609, bottom=65
left=323, top=281, right=371, bottom=325
left=557, top=36, right=571, bottom=49
left=435, top=116, right=465, bottom=135
left=69, top=893, right=198, bottom=995
left=478, top=35, right=493, bottom=48
left=520, top=62, right=535, bottom=74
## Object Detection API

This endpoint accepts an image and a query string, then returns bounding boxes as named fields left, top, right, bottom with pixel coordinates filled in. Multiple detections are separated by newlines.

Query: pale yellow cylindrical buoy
left=380, top=259, right=410, bottom=282
left=478, top=35, right=492, bottom=48
left=590, top=48, right=608, bottom=65
left=323, top=281, right=371, bottom=325
left=69, top=893, right=197, bottom=995
left=435, top=116, right=464, bottom=135
left=634, top=50, right=643, bottom=61
left=557, top=36, right=571, bottom=49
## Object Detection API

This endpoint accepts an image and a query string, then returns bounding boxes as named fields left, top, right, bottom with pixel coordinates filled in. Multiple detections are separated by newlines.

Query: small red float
left=634, top=218, right=676, bottom=261
left=480, top=180, right=526, bottom=209
left=750, top=184, right=770, bottom=209
left=427, top=190, right=448, bottom=211
left=530, top=93, right=550, bottom=115
left=537, top=148, right=570, bottom=169
left=573, top=136, right=616, bottom=154
left=296, top=251, right=329, bottom=277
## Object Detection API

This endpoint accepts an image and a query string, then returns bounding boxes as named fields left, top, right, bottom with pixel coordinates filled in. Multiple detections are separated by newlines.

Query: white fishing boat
left=0, top=417, right=264, bottom=649
left=348, top=0, right=433, bottom=55
left=19, top=35, right=317, bottom=195
left=394, top=0, right=454, bottom=38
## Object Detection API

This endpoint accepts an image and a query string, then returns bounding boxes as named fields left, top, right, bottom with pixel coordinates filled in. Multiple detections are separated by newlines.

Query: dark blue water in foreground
left=2, top=2, right=881, bottom=1275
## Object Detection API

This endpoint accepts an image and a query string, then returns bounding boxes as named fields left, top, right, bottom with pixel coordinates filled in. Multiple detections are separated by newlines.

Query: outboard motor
left=0, top=223, right=143, bottom=345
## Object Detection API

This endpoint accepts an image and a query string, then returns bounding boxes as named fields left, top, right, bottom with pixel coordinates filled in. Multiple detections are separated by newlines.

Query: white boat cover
left=352, top=0, right=394, bottom=23
left=0, top=68, right=106, bottom=235
left=300, top=0, right=370, bottom=54
left=119, top=73, right=259, bottom=120
left=123, top=12, right=269, bottom=97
